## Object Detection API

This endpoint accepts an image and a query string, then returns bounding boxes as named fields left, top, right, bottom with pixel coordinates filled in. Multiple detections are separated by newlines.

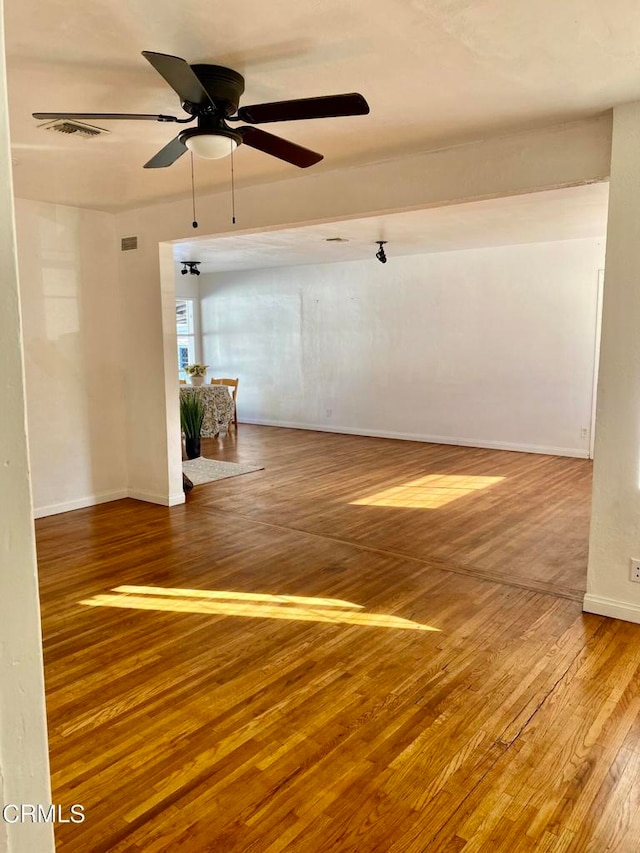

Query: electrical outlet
left=630, top=558, right=640, bottom=582
left=325, top=408, right=332, bottom=418
left=581, top=427, right=588, bottom=439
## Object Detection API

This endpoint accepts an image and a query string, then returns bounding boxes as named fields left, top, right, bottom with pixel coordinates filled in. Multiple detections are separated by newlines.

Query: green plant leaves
left=180, top=394, right=205, bottom=438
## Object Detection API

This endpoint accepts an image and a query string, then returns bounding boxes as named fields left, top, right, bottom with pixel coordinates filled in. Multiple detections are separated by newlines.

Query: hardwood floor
left=194, top=426, right=592, bottom=599
left=35, top=426, right=640, bottom=852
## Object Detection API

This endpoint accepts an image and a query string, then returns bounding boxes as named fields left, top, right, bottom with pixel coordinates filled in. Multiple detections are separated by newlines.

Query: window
left=176, top=299, right=195, bottom=379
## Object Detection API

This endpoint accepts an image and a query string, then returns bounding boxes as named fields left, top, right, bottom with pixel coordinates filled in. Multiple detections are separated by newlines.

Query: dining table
left=179, top=384, right=234, bottom=437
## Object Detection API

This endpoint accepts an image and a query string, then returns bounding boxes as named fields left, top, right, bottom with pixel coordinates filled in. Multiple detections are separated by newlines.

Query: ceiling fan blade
left=33, top=112, right=182, bottom=122
left=238, top=126, right=322, bottom=168
left=142, top=51, right=213, bottom=109
left=236, top=93, right=369, bottom=125
left=143, top=135, right=188, bottom=169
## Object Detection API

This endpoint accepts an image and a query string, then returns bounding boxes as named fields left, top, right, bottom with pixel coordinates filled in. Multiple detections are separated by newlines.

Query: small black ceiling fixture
left=33, top=50, right=370, bottom=170
left=375, top=241, right=388, bottom=264
left=181, top=261, right=201, bottom=276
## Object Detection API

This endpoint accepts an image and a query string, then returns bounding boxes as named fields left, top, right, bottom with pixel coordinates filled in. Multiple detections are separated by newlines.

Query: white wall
left=175, top=274, right=201, bottom=301
left=0, top=2, right=54, bottom=848
left=15, top=199, right=127, bottom=517
left=200, top=238, right=605, bottom=456
left=585, top=101, right=640, bottom=624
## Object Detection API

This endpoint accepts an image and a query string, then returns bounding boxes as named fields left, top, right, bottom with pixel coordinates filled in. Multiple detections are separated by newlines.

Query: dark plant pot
left=185, top=437, right=201, bottom=459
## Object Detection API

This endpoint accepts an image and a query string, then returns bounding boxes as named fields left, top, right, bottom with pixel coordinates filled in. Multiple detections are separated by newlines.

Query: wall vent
left=40, top=119, right=109, bottom=139
left=120, top=236, right=138, bottom=251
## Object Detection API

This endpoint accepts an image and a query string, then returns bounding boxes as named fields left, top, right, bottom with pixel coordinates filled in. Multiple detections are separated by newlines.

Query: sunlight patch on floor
left=350, top=474, right=505, bottom=509
left=80, top=587, right=439, bottom=631
left=113, top=585, right=364, bottom=609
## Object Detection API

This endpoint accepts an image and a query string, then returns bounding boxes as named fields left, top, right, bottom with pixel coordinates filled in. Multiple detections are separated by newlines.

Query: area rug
left=182, top=457, right=264, bottom=486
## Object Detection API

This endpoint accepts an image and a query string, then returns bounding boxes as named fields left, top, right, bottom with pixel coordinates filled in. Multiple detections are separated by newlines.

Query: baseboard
left=583, top=594, right=640, bottom=625
left=240, top=419, right=589, bottom=459
left=33, top=489, right=129, bottom=519
left=127, top=489, right=185, bottom=507
left=34, top=486, right=185, bottom=517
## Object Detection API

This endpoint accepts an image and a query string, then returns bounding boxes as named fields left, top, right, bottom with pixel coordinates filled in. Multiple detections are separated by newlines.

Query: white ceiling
left=174, top=183, right=609, bottom=273
left=5, top=0, right=640, bottom=211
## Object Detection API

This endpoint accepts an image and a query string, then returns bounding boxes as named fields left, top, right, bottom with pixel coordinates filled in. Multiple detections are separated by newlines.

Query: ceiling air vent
left=120, top=236, right=138, bottom=251
left=40, top=119, right=109, bottom=139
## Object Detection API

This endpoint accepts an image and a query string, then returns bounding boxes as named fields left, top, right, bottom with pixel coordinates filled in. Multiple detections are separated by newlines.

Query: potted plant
left=180, top=393, right=204, bottom=459
left=184, top=363, right=208, bottom=386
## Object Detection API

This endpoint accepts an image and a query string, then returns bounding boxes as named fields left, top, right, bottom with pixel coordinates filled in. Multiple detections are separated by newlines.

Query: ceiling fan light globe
left=183, top=133, right=237, bottom=159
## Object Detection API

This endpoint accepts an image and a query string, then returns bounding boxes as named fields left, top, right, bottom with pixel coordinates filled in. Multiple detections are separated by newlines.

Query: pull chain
left=230, top=141, right=236, bottom=225
left=190, top=152, right=198, bottom=229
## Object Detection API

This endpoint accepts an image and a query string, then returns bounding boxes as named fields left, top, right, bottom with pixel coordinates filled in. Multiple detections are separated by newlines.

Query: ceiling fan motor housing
left=188, top=65, right=245, bottom=116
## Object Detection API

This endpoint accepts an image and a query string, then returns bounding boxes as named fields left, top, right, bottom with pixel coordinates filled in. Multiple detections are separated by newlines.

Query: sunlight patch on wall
left=80, top=587, right=439, bottom=632
left=350, top=474, right=505, bottom=509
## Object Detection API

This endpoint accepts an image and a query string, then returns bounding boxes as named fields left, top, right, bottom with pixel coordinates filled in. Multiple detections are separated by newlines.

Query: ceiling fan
left=33, top=51, right=370, bottom=169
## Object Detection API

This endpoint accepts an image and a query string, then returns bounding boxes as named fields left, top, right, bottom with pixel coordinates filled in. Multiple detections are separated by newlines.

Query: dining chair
left=210, top=377, right=239, bottom=429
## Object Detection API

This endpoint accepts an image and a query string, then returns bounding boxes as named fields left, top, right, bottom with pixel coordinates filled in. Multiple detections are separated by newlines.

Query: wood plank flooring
left=192, top=426, right=592, bottom=599
left=35, top=426, right=640, bottom=852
